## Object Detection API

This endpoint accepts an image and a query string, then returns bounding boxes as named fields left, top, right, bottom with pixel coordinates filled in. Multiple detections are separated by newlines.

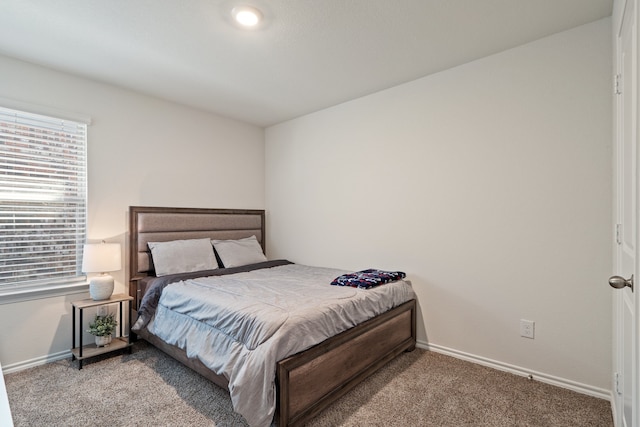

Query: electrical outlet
left=97, top=306, right=108, bottom=316
left=520, top=319, right=535, bottom=339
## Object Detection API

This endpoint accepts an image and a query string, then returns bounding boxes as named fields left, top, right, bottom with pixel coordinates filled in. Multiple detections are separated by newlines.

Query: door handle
left=609, top=274, right=634, bottom=291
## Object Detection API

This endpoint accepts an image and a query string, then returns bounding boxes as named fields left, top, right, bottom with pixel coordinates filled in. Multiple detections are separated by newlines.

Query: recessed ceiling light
left=232, top=6, right=262, bottom=28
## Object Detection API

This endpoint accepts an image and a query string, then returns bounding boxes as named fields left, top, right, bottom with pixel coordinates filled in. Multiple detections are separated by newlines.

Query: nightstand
left=71, top=293, right=133, bottom=369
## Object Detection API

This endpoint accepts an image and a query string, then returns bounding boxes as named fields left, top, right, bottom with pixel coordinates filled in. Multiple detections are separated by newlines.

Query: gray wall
left=266, top=19, right=613, bottom=394
left=0, top=54, right=264, bottom=368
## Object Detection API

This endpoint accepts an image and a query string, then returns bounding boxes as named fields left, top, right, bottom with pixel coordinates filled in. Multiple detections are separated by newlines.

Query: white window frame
left=0, top=100, right=91, bottom=304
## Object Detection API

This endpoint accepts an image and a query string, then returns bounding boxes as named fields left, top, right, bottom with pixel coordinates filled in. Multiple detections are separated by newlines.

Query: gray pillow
left=148, top=238, right=218, bottom=276
left=211, top=235, right=267, bottom=268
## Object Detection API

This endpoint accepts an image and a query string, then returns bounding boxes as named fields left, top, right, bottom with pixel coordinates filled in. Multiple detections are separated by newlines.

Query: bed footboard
left=276, top=299, right=416, bottom=426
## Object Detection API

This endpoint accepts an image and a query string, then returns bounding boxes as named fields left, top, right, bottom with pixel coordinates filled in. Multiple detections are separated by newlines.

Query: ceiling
left=0, top=0, right=612, bottom=127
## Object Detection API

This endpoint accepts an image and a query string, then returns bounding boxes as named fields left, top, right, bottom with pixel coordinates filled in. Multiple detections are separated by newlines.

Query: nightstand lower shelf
left=71, top=337, right=133, bottom=363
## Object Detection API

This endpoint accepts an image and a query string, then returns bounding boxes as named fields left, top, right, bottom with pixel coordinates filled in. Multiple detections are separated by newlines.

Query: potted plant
left=87, top=313, right=118, bottom=347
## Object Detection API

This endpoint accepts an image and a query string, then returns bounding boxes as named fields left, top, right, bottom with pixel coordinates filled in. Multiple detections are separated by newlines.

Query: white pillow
left=148, top=238, right=218, bottom=277
left=211, top=235, right=267, bottom=268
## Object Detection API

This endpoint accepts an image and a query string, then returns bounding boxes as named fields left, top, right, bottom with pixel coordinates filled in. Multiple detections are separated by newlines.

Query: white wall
left=266, top=19, right=613, bottom=393
left=0, top=55, right=264, bottom=368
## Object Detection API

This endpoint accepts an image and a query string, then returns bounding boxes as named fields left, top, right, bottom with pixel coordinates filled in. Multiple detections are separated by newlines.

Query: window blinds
left=0, top=106, right=87, bottom=288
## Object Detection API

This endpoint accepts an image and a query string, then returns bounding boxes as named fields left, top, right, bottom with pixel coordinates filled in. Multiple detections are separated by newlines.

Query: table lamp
left=82, top=241, right=121, bottom=300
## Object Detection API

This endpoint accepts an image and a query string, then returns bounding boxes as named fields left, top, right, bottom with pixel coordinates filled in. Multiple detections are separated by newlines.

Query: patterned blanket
left=331, top=269, right=406, bottom=289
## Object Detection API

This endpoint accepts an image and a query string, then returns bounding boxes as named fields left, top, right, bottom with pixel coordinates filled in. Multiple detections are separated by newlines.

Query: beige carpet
left=4, top=341, right=612, bottom=426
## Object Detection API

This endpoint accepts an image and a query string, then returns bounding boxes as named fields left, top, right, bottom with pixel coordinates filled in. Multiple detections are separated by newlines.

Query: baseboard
left=417, top=340, right=611, bottom=401
left=2, top=350, right=71, bottom=375
left=610, top=390, right=619, bottom=427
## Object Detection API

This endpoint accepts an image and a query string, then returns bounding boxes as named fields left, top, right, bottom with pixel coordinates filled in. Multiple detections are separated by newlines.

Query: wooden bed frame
left=129, top=206, right=416, bottom=426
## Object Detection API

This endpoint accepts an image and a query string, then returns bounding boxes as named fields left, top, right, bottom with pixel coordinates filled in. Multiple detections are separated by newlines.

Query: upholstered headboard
left=129, top=206, right=265, bottom=281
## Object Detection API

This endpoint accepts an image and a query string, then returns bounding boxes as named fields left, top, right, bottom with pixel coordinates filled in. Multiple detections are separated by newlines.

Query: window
left=0, top=105, right=87, bottom=292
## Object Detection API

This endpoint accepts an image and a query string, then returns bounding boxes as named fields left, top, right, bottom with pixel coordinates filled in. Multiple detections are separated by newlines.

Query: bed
left=128, top=206, right=416, bottom=427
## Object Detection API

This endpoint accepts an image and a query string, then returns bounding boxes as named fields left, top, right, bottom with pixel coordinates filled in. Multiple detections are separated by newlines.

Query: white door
left=613, top=1, right=638, bottom=426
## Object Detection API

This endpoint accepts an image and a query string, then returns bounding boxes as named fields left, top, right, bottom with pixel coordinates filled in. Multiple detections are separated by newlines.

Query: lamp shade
left=82, top=243, right=121, bottom=273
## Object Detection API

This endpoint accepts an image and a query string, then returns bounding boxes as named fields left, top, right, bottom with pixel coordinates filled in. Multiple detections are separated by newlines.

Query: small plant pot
left=95, top=335, right=112, bottom=347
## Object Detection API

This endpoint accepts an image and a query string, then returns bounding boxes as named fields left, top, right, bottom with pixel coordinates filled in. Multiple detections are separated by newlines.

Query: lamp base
left=89, top=274, right=114, bottom=300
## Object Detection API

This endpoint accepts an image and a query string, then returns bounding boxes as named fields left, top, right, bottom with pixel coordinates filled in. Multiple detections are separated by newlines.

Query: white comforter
left=147, top=263, right=415, bottom=427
